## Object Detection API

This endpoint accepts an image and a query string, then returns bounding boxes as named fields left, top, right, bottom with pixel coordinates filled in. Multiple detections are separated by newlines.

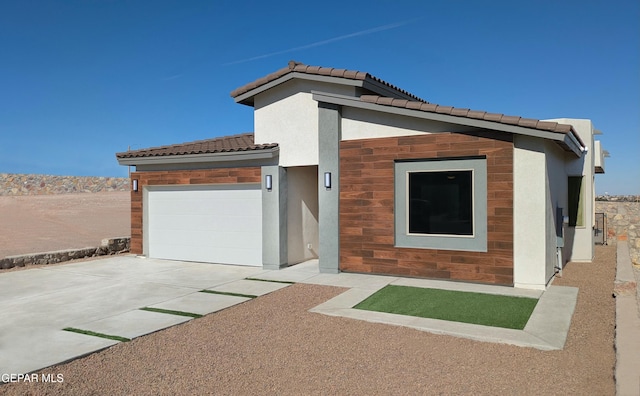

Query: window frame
left=394, top=156, right=488, bottom=252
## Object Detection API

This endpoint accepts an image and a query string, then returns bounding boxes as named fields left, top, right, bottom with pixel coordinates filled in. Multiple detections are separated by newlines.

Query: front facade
left=117, top=61, right=605, bottom=290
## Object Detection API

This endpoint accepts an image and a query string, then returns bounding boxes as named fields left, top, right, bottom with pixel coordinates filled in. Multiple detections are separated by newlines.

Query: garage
left=146, top=184, right=262, bottom=266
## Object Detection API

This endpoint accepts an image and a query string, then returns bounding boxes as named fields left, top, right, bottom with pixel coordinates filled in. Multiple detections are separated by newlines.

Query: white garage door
left=147, top=184, right=262, bottom=266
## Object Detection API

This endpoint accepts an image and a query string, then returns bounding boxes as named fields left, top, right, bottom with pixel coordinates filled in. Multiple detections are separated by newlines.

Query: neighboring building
left=116, top=61, right=606, bottom=290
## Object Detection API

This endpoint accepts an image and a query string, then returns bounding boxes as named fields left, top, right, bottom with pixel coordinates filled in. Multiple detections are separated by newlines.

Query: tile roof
left=359, top=95, right=585, bottom=146
left=230, top=60, right=426, bottom=102
left=116, top=133, right=277, bottom=159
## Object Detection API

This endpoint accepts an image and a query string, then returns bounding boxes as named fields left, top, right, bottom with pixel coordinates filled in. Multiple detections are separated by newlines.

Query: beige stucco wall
left=253, top=80, right=355, bottom=167
left=514, top=132, right=590, bottom=289
left=286, top=166, right=319, bottom=264
left=514, top=119, right=596, bottom=288
left=341, top=107, right=480, bottom=141
left=547, top=118, right=595, bottom=262
left=513, top=135, right=549, bottom=289
left=544, top=140, right=569, bottom=281
left=342, top=107, right=431, bottom=140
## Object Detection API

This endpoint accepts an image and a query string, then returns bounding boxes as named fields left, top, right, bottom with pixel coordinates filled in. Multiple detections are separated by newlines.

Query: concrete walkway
left=309, top=279, right=576, bottom=351
left=614, top=240, right=640, bottom=396
left=225, top=259, right=578, bottom=350
left=1, top=255, right=581, bottom=378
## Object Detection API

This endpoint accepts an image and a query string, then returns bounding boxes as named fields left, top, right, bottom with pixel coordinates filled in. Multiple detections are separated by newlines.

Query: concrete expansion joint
left=519, top=331, right=559, bottom=350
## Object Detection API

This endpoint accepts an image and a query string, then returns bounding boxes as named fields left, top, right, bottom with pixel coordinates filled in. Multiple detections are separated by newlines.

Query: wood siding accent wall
left=339, top=132, right=514, bottom=285
left=129, top=167, right=262, bottom=255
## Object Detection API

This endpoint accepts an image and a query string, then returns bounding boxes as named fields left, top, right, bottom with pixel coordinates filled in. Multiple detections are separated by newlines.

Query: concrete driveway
left=0, top=255, right=278, bottom=375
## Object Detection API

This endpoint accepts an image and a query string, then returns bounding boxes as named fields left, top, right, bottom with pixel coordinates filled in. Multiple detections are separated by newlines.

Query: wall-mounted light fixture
left=132, top=179, right=139, bottom=192
left=324, top=172, right=332, bottom=189
left=265, top=174, right=273, bottom=191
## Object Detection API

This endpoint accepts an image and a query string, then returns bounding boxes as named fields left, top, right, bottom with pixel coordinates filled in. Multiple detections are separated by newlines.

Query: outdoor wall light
left=324, top=172, right=332, bottom=189
left=265, top=174, right=273, bottom=191
left=132, top=179, right=139, bottom=192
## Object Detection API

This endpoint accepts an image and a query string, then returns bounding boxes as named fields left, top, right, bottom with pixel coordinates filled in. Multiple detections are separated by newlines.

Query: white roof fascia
left=312, top=91, right=583, bottom=157
left=117, top=147, right=279, bottom=167
left=563, top=130, right=584, bottom=157
left=233, top=73, right=364, bottom=105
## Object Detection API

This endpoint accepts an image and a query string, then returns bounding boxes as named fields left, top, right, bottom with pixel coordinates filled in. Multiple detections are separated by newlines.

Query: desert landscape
left=0, top=174, right=130, bottom=265
left=0, top=192, right=130, bottom=260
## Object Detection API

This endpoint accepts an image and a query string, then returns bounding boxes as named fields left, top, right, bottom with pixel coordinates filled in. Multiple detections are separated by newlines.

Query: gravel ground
left=1, top=245, right=616, bottom=395
left=0, top=192, right=130, bottom=259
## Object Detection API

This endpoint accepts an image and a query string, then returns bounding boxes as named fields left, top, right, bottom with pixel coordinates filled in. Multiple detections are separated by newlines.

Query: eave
left=116, top=147, right=279, bottom=167
left=312, top=91, right=585, bottom=157
left=234, top=73, right=420, bottom=107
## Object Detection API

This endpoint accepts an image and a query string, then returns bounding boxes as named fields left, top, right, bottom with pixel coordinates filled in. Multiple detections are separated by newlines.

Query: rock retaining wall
left=0, top=173, right=129, bottom=196
left=0, top=237, right=130, bottom=270
left=596, top=202, right=640, bottom=265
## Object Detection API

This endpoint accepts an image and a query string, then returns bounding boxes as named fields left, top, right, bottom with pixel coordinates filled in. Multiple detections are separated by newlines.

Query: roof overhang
left=312, top=91, right=585, bottom=157
left=116, top=147, right=279, bottom=167
left=234, top=72, right=419, bottom=107
left=594, top=140, right=605, bottom=174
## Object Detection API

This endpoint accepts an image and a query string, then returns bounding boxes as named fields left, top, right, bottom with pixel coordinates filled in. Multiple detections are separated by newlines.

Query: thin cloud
left=162, top=73, right=183, bottom=81
left=224, top=20, right=417, bottom=66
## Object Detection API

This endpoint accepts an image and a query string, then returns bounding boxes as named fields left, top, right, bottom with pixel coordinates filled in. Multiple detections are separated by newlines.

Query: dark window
left=408, top=171, right=473, bottom=235
left=568, top=176, right=584, bottom=227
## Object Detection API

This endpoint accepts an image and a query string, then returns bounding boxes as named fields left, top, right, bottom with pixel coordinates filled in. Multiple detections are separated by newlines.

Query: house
left=116, top=61, right=606, bottom=290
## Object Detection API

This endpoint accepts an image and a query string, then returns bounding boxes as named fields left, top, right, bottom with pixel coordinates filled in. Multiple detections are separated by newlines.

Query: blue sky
left=1, top=1, right=638, bottom=194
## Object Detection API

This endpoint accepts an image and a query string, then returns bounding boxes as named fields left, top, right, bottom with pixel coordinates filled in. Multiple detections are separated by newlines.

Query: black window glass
left=408, top=171, right=473, bottom=235
left=568, top=176, right=584, bottom=227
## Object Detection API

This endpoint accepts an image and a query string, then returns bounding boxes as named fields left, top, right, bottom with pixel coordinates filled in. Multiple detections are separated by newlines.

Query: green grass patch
left=244, top=277, right=295, bottom=284
left=354, top=285, right=538, bottom=330
left=199, top=290, right=257, bottom=299
left=63, top=327, right=130, bottom=342
left=140, top=307, right=202, bottom=318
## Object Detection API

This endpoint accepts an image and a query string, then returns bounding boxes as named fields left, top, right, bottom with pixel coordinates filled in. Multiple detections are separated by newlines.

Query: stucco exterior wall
left=341, top=107, right=480, bottom=141
left=339, top=131, right=514, bottom=285
left=261, top=165, right=287, bottom=269
left=129, top=168, right=262, bottom=255
left=253, top=80, right=355, bottom=167
left=544, top=140, right=569, bottom=282
left=514, top=135, right=573, bottom=289
left=286, top=166, right=319, bottom=264
left=548, top=118, right=594, bottom=262
left=513, top=136, right=548, bottom=288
